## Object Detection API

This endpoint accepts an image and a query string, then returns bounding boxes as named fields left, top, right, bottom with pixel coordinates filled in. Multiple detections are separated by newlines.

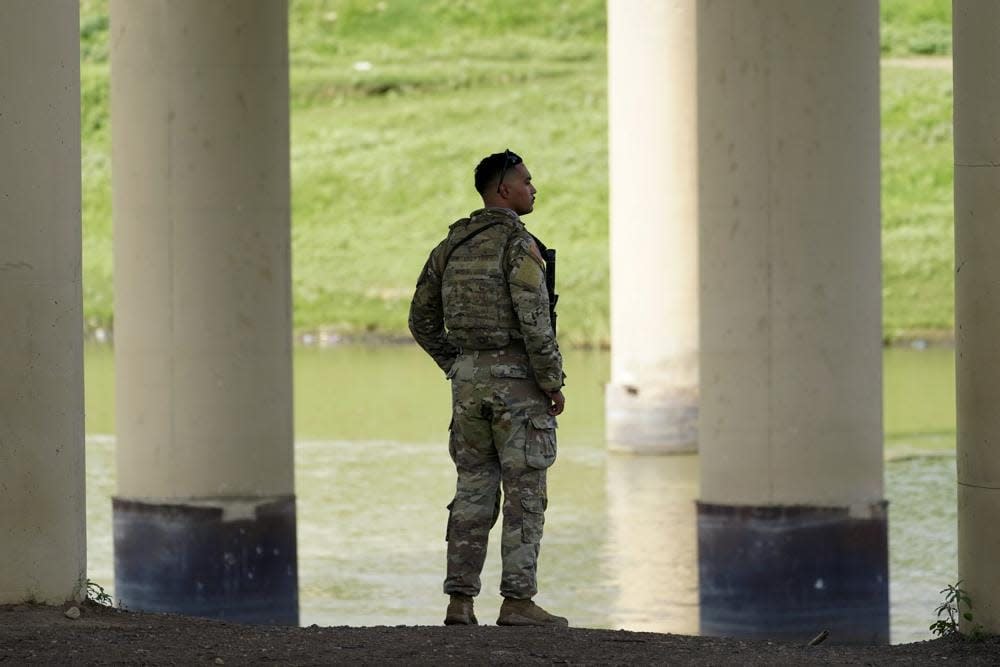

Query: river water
left=83, top=344, right=956, bottom=644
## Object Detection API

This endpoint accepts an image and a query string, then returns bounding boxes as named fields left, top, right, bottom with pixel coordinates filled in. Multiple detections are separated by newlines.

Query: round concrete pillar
left=606, top=0, right=699, bottom=454
left=696, top=1, right=887, bottom=643
left=110, top=0, right=296, bottom=624
left=954, top=0, right=1000, bottom=635
left=0, top=0, right=86, bottom=605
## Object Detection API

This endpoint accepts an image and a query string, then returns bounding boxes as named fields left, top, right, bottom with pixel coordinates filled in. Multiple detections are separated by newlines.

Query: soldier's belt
left=459, top=342, right=530, bottom=367
left=457, top=338, right=526, bottom=354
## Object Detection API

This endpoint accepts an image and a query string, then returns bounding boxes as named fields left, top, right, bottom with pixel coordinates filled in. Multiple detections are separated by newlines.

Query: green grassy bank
left=79, top=0, right=955, bottom=346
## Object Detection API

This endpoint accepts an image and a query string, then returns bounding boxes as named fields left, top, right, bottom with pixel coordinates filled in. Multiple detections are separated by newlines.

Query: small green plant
left=930, top=580, right=985, bottom=640
left=86, top=579, right=113, bottom=607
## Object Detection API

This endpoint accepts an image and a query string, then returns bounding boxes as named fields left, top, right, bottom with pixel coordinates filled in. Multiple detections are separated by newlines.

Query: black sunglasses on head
left=496, top=149, right=522, bottom=194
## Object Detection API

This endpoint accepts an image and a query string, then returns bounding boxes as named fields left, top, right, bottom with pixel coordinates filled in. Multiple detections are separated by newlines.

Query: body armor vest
left=441, top=217, right=522, bottom=350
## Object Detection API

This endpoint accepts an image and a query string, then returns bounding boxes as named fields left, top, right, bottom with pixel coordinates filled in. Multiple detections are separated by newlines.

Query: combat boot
left=496, top=598, right=569, bottom=627
left=444, top=594, right=478, bottom=625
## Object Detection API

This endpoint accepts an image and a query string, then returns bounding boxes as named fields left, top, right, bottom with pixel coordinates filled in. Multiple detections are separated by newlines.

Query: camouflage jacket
left=408, top=208, right=564, bottom=393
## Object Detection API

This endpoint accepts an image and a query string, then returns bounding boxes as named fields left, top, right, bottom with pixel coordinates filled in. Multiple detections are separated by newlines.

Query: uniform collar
left=471, top=207, right=520, bottom=222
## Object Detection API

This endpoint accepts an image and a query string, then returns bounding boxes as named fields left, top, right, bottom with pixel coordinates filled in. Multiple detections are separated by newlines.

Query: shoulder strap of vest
left=442, top=220, right=505, bottom=270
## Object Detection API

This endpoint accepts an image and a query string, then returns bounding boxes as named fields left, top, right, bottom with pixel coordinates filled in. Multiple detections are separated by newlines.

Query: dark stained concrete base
left=113, top=495, right=298, bottom=625
left=697, top=501, right=889, bottom=644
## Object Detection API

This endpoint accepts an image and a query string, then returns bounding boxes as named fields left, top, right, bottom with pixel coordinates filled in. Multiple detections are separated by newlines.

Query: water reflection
left=295, top=438, right=453, bottom=626
left=83, top=343, right=957, bottom=642
left=886, top=455, right=957, bottom=642
left=605, top=453, right=699, bottom=635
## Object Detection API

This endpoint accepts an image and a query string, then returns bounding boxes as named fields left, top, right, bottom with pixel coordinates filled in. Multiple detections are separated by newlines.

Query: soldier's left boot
left=496, top=597, right=569, bottom=627
left=444, top=594, right=478, bottom=625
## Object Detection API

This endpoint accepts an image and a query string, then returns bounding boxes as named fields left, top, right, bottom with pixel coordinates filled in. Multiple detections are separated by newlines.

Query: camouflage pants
left=443, top=347, right=557, bottom=600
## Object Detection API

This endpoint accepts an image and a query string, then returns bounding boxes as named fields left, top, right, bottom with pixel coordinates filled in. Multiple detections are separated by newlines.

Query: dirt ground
left=2, top=602, right=999, bottom=665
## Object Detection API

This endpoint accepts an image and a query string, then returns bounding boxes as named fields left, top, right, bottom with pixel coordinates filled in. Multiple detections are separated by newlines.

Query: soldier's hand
left=546, top=389, right=565, bottom=416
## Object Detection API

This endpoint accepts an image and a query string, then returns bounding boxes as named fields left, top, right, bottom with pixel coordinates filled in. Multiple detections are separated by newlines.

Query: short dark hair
left=474, top=149, right=522, bottom=194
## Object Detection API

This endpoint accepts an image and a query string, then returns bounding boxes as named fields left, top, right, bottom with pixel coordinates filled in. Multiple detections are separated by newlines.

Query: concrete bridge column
left=696, top=2, right=887, bottom=643
left=606, top=0, right=699, bottom=454
left=0, top=1, right=86, bottom=605
left=954, top=0, right=1000, bottom=635
left=110, top=0, right=296, bottom=624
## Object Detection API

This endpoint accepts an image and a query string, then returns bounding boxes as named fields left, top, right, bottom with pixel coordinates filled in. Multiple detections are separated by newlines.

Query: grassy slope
left=882, top=64, right=954, bottom=336
left=881, top=0, right=951, bottom=56
left=288, top=0, right=607, bottom=344
left=79, top=0, right=955, bottom=345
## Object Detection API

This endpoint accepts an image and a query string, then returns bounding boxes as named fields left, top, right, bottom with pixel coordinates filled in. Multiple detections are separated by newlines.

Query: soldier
left=408, top=149, right=568, bottom=627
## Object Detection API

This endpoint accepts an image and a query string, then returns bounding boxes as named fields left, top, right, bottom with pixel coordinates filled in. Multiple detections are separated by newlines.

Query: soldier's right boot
left=496, top=598, right=569, bottom=627
left=444, top=594, right=478, bottom=625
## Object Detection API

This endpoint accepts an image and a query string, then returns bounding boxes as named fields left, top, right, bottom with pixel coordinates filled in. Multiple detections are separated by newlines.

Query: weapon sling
left=441, top=221, right=503, bottom=268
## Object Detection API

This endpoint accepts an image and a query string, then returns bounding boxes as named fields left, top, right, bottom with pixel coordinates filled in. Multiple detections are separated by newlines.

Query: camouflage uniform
left=409, top=207, right=563, bottom=600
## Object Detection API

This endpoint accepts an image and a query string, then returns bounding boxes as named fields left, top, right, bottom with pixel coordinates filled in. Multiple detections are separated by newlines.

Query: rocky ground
left=2, top=602, right=998, bottom=665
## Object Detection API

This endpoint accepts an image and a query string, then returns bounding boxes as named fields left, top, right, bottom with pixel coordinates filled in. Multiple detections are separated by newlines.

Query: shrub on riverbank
left=79, top=0, right=954, bottom=346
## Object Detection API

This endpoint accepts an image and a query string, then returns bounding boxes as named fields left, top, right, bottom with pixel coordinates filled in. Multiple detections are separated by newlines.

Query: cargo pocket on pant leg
left=525, top=414, right=557, bottom=470
left=521, top=496, right=546, bottom=544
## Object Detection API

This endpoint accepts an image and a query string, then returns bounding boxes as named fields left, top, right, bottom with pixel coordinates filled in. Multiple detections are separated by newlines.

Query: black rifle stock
left=531, top=234, right=558, bottom=336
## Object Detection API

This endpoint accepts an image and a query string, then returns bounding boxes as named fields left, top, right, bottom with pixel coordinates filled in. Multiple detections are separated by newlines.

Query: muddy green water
left=83, top=344, right=956, bottom=644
